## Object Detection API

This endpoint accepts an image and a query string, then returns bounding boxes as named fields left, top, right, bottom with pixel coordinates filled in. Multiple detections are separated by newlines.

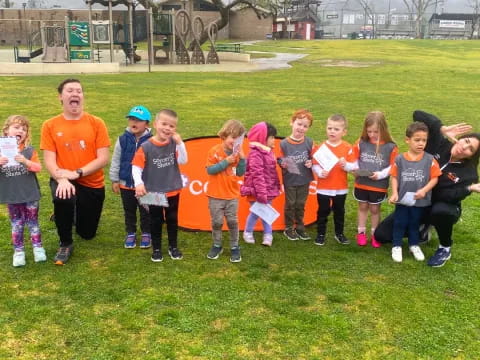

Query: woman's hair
left=218, top=119, right=245, bottom=139
left=266, top=122, right=277, bottom=139
left=291, top=109, right=313, bottom=126
left=360, top=111, right=394, bottom=144
left=458, top=133, right=480, bottom=168
left=2, top=115, right=31, bottom=146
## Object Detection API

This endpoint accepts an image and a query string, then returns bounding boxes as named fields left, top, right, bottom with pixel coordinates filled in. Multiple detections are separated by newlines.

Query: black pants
left=149, top=194, right=180, bottom=251
left=50, top=179, right=105, bottom=247
left=374, top=201, right=461, bottom=247
left=120, top=188, right=150, bottom=234
left=316, top=193, right=346, bottom=235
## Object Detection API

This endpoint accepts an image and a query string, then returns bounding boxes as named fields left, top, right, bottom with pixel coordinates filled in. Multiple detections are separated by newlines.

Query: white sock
left=358, top=227, right=366, bottom=234
left=439, top=245, right=451, bottom=251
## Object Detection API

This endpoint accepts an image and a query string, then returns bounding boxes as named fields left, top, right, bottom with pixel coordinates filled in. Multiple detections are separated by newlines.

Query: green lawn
left=1, top=39, right=480, bottom=359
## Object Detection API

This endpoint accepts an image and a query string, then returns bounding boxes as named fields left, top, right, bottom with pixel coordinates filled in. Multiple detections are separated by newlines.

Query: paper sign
left=0, top=137, right=19, bottom=166
left=250, top=202, right=280, bottom=225
left=398, top=192, right=416, bottom=206
left=355, top=169, right=374, bottom=177
left=282, top=157, right=301, bottom=175
left=232, top=132, right=246, bottom=155
left=138, top=192, right=169, bottom=207
left=313, top=144, right=339, bottom=172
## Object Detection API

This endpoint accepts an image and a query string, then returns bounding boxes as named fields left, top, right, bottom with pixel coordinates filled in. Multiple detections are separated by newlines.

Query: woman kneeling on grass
left=374, top=110, right=480, bottom=267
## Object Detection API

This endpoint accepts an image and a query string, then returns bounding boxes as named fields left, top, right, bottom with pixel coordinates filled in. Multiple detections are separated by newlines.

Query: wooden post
left=128, top=0, right=134, bottom=65
left=108, top=0, right=114, bottom=62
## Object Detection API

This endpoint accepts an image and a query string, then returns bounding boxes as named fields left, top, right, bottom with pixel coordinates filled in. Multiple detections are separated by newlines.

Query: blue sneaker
left=140, top=233, right=151, bottom=248
left=124, top=233, right=136, bottom=249
left=427, top=247, right=451, bottom=267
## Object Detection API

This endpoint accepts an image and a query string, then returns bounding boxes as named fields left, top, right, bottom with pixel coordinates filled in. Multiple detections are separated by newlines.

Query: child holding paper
left=0, top=115, right=45, bottom=267
left=389, top=122, right=441, bottom=263
left=279, top=109, right=314, bottom=241
left=241, top=122, right=281, bottom=246
left=312, top=114, right=354, bottom=246
left=205, top=119, right=246, bottom=262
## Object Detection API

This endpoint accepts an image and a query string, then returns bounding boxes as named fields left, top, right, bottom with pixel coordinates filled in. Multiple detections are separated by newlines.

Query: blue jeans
left=392, top=204, right=424, bottom=247
left=245, top=201, right=272, bottom=234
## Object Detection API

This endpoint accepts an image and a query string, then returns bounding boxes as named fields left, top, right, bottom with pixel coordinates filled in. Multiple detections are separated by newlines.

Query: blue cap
left=126, top=105, right=151, bottom=122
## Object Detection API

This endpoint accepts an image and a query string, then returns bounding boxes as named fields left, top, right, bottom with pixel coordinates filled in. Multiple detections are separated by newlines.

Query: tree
left=401, top=0, right=438, bottom=38
left=0, top=0, right=14, bottom=7
left=357, top=0, right=375, bottom=38
left=467, top=0, right=480, bottom=39
left=90, top=0, right=269, bottom=44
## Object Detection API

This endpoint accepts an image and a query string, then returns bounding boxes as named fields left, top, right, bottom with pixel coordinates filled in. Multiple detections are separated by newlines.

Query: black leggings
left=374, top=201, right=461, bottom=247
left=149, top=194, right=180, bottom=251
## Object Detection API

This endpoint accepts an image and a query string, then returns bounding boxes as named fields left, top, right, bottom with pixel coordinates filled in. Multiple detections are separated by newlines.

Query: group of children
left=0, top=106, right=441, bottom=267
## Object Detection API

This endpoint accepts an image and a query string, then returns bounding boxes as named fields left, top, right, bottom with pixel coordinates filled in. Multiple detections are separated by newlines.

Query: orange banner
left=178, top=136, right=318, bottom=231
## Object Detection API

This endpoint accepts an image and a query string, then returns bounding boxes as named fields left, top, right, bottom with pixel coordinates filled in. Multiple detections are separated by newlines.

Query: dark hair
left=406, top=121, right=428, bottom=138
left=157, top=108, right=178, bottom=119
left=266, top=122, right=277, bottom=139
left=57, top=78, right=81, bottom=93
left=458, top=133, right=480, bottom=168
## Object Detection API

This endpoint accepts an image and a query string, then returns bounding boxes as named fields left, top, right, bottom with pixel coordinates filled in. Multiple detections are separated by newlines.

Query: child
left=312, top=114, right=353, bottom=246
left=110, top=105, right=152, bottom=249
left=389, top=121, right=441, bottom=263
left=0, top=115, right=45, bottom=267
left=279, top=109, right=314, bottom=241
left=241, top=122, right=281, bottom=246
left=205, top=119, right=246, bottom=262
left=350, top=111, right=398, bottom=248
left=132, top=109, right=188, bottom=262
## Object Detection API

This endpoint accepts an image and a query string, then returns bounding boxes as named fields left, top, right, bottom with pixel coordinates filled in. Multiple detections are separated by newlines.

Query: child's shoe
left=262, top=233, right=273, bottom=247
left=314, top=234, right=326, bottom=246
left=13, top=250, right=26, bottom=267
left=207, top=245, right=223, bottom=260
left=392, top=246, right=403, bottom=263
left=356, top=233, right=367, bottom=246
left=295, top=229, right=311, bottom=240
left=151, top=249, right=163, bottom=262
left=54, top=244, right=73, bottom=265
left=140, top=233, right=152, bottom=249
left=283, top=228, right=298, bottom=241
left=243, top=232, right=255, bottom=244
left=371, top=235, right=381, bottom=248
left=230, top=246, right=242, bottom=263
left=124, top=233, right=136, bottom=249
left=409, top=245, right=425, bottom=261
left=33, top=247, right=47, bottom=262
left=335, top=233, right=350, bottom=245
left=168, top=247, right=183, bottom=260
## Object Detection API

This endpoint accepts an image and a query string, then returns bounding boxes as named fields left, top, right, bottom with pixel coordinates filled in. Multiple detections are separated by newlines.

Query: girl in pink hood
left=240, top=122, right=281, bottom=246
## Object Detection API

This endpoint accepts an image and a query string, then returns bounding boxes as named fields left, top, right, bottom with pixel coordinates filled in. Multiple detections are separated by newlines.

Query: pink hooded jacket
left=240, top=122, right=281, bottom=203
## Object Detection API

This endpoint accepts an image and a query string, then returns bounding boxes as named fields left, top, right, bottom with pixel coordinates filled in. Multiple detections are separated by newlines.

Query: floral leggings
left=7, top=201, right=42, bottom=251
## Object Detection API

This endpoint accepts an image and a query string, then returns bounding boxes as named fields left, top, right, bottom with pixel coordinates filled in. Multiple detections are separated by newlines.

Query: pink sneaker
left=371, top=235, right=381, bottom=248
left=243, top=232, right=255, bottom=244
left=262, top=233, right=273, bottom=247
left=356, top=233, right=367, bottom=246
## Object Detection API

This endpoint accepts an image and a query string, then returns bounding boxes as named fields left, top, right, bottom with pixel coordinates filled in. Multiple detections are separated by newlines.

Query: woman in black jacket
left=374, top=110, right=480, bottom=267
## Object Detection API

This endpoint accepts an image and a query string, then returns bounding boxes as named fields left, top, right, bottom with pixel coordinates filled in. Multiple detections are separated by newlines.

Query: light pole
left=22, top=2, right=27, bottom=46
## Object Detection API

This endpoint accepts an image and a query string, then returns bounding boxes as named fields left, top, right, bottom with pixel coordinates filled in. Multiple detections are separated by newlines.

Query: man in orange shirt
left=41, top=79, right=110, bottom=265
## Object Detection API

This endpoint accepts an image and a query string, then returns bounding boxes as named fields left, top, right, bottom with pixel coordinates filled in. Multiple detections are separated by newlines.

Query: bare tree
left=402, top=0, right=437, bottom=38
left=468, top=0, right=480, bottom=39
left=357, top=0, right=375, bottom=38
left=91, top=0, right=269, bottom=44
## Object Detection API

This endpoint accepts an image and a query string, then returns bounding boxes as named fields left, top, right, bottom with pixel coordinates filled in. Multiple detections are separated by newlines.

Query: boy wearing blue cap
left=110, top=105, right=153, bottom=248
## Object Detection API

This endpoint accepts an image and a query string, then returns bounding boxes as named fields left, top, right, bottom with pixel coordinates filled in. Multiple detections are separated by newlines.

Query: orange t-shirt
left=205, top=143, right=243, bottom=200
left=313, top=140, right=351, bottom=191
left=390, top=152, right=442, bottom=179
left=40, top=112, right=110, bottom=188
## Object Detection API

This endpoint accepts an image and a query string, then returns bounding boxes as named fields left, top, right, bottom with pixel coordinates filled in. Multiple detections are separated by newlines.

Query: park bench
left=214, top=43, right=242, bottom=53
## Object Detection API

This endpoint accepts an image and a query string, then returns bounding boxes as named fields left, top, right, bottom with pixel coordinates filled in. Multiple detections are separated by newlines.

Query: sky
left=3, top=0, right=473, bottom=13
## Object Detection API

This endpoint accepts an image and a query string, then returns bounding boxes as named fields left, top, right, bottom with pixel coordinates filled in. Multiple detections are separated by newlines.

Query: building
left=428, top=13, right=476, bottom=39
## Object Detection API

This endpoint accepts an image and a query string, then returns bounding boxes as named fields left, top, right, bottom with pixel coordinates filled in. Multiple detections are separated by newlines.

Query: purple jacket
left=240, top=122, right=281, bottom=203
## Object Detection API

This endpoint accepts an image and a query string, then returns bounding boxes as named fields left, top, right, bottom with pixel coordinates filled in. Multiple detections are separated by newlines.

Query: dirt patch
left=316, top=59, right=381, bottom=67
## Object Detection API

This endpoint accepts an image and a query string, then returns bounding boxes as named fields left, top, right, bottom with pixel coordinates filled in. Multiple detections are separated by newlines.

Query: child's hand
left=389, top=194, right=398, bottom=204
left=318, top=169, right=329, bottom=178
left=369, top=172, right=379, bottom=180
left=0, top=156, right=8, bottom=166
left=278, top=158, right=287, bottom=168
left=414, top=189, right=426, bottom=200
left=135, top=184, right=147, bottom=197
left=469, top=183, right=480, bottom=193
left=257, top=195, right=268, bottom=204
left=225, top=154, right=237, bottom=164
left=338, top=157, right=346, bottom=168
left=238, top=148, right=245, bottom=159
left=172, top=133, right=182, bottom=144
left=112, top=182, right=120, bottom=194
left=304, top=159, right=312, bottom=168
left=14, top=154, right=27, bottom=166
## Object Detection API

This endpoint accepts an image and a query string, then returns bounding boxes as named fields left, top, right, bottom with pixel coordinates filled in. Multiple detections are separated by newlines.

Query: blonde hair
left=2, top=115, right=31, bottom=146
left=217, top=119, right=245, bottom=139
left=360, top=111, right=394, bottom=153
left=327, top=114, right=347, bottom=128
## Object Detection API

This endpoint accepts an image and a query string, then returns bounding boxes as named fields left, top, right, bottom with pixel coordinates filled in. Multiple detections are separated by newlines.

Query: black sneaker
left=283, top=228, right=299, bottom=241
left=314, top=234, right=326, bottom=246
left=207, top=245, right=223, bottom=260
left=151, top=249, right=163, bottom=262
left=295, top=229, right=311, bottom=240
left=419, top=224, right=432, bottom=245
left=168, top=247, right=183, bottom=260
left=335, top=233, right=350, bottom=245
left=54, top=244, right=73, bottom=265
left=427, top=247, right=451, bottom=267
left=230, top=246, right=242, bottom=263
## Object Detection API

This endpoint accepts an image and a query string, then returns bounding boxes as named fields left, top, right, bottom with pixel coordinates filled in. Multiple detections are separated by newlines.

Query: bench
left=214, top=43, right=242, bottom=53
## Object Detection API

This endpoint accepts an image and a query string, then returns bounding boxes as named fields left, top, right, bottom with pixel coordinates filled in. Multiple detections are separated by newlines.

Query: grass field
left=1, top=39, right=480, bottom=359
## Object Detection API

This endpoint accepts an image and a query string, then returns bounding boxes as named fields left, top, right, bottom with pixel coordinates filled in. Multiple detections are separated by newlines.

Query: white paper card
left=0, top=137, right=19, bottom=166
left=282, top=157, right=301, bottom=175
left=232, top=132, right=246, bottom=154
left=138, top=192, right=169, bottom=207
left=398, top=192, right=416, bottom=206
left=312, top=144, right=338, bottom=172
left=250, top=202, right=280, bottom=225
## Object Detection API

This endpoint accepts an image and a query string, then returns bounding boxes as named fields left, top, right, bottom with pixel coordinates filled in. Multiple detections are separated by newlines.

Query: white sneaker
left=13, top=251, right=26, bottom=267
left=243, top=232, right=255, bottom=244
left=33, top=247, right=47, bottom=262
left=410, top=245, right=425, bottom=261
left=392, top=246, right=403, bottom=263
left=262, top=233, right=273, bottom=247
